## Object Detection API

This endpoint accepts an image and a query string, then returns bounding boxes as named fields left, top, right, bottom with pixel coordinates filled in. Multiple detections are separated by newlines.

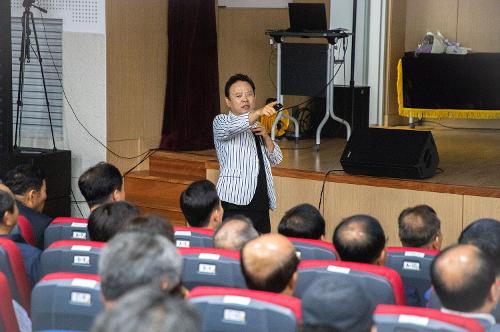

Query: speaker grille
left=0, top=1, right=12, bottom=154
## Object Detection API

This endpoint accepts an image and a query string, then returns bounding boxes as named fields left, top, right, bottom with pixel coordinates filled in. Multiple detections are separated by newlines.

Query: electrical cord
left=409, top=119, right=500, bottom=131
left=318, top=168, right=344, bottom=211
left=122, top=148, right=159, bottom=178
left=70, top=189, right=84, bottom=217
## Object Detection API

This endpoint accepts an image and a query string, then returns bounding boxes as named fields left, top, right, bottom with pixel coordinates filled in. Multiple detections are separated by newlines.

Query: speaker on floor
left=0, top=0, right=12, bottom=155
left=340, top=128, right=439, bottom=179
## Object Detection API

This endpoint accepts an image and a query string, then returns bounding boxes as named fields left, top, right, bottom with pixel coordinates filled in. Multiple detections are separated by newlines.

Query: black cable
left=38, top=11, right=160, bottom=160
left=436, top=167, right=444, bottom=174
left=318, top=168, right=344, bottom=211
left=268, top=44, right=276, bottom=89
left=412, top=119, right=500, bottom=132
left=70, top=188, right=84, bottom=217
left=122, top=149, right=159, bottom=178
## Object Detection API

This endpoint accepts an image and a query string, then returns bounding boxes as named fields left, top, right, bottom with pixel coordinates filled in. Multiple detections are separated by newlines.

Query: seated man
left=301, top=277, right=376, bottom=332
left=98, top=232, right=183, bottom=308
left=213, top=215, right=259, bottom=250
left=398, top=204, right=442, bottom=249
left=180, top=180, right=223, bottom=229
left=92, top=285, right=200, bottom=332
left=431, top=244, right=500, bottom=330
left=459, top=218, right=500, bottom=272
left=0, top=187, right=41, bottom=286
left=333, top=214, right=421, bottom=306
left=278, top=203, right=325, bottom=240
left=123, top=214, right=175, bottom=244
left=3, top=164, right=51, bottom=249
left=78, top=162, right=125, bottom=212
left=240, top=234, right=298, bottom=296
left=87, top=201, right=140, bottom=242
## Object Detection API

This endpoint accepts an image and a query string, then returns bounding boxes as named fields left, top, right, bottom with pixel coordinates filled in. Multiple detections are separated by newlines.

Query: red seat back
left=0, top=272, right=20, bottom=332
left=17, top=215, right=36, bottom=247
left=0, top=238, right=31, bottom=311
left=174, top=226, right=214, bottom=248
left=288, top=237, right=338, bottom=260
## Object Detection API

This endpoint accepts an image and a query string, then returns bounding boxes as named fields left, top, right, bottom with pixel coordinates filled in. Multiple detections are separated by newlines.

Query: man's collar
left=441, top=307, right=496, bottom=324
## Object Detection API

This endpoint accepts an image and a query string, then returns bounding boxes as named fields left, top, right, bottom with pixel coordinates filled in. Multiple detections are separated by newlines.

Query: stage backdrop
left=160, top=0, right=219, bottom=151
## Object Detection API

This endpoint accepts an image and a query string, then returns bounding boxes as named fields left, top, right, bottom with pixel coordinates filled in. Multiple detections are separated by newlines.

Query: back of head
left=0, top=189, right=16, bottom=223
left=213, top=215, right=258, bottom=250
left=459, top=218, right=500, bottom=273
left=333, top=215, right=386, bottom=264
left=180, top=180, right=220, bottom=228
left=301, top=277, right=375, bottom=332
left=241, top=234, right=299, bottom=294
left=99, top=232, right=182, bottom=302
left=431, top=244, right=497, bottom=312
left=78, top=162, right=123, bottom=209
left=87, top=201, right=139, bottom=242
left=123, top=214, right=175, bottom=243
left=278, top=203, right=325, bottom=240
left=4, top=164, right=45, bottom=196
left=398, top=204, right=441, bottom=248
left=92, top=285, right=200, bottom=332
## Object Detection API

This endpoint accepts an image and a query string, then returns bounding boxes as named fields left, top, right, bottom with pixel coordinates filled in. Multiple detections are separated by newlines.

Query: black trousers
left=221, top=201, right=271, bottom=234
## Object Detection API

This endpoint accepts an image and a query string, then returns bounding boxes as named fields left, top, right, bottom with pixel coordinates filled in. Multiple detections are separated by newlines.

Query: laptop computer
left=287, top=3, right=328, bottom=33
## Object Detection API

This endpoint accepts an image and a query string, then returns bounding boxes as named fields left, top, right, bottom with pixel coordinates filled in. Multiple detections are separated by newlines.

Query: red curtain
left=160, top=0, right=219, bottom=151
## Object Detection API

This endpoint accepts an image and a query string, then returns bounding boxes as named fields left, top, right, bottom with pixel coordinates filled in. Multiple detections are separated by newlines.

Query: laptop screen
left=288, top=3, right=328, bottom=32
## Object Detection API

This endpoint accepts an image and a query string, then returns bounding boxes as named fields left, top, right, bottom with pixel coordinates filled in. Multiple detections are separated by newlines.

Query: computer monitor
left=288, top=3, right=328, bottom=32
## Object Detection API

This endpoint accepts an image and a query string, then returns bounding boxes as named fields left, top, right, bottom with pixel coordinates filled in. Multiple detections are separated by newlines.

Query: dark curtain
left=160, top=0, right=219, bottom=151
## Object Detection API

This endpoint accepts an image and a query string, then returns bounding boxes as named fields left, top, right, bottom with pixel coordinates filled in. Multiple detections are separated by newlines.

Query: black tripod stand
left=14, top=0, right=56, bottom=151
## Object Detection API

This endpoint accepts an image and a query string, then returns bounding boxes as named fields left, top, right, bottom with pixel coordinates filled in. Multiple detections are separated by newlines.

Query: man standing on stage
left=213, top=74, right=283, bottom=234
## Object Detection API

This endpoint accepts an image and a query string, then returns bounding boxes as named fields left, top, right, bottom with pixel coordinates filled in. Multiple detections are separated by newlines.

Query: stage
left=125, top=127, right=500, bottom=247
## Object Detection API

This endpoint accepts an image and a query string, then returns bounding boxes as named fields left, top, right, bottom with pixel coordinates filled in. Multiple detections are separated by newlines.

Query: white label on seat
left=403, top=261, right=421, bottom=271
left=404, top=251, right=425, bottom=258
left=73, top=255, right=90, bottom=265
left=296, top=251, right=301, bottom=258
left=327, top=265, right=351, bottom=274
left=175, top=231, right=192, bottom=236
left=223, top=309, right=246, bottom=323
left=398, top=314, right=429, bottom=326
left=71, top=222, right=87, bottom=228
left=70, top=291, right=92, bottom=305
left=176, top=240, right=191, bottom=248
left=198, top=263, right=216, bottom=274
left=72, top=231, right=87, bottom=239
left=223, top=296, right=251, bottom=305
left=71, top=278, right=98, bottom=288
left=199, top=253, right=220, bottom=260
left=71, top=245, right=92, bottom=252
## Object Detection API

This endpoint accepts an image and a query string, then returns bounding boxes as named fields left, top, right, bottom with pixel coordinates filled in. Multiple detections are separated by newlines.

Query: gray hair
left=92, top=285, right=200, bottom=332
left=214, top=215, right=259, bottom=250
left=98, top=232, right=182, bottom=301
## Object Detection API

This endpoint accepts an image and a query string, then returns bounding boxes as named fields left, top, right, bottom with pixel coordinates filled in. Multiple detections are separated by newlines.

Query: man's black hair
left=0, top=190, right=15, bottom=219
left=88, top=201, right=140, bottom=242
left=78, top=162, right=123, bottom=209
left=278, top=203, right=325, bottom=240
left=333, top=214, right=386, bottom=264
left=4, top=164, right=46, bottom=196
left=224, top=73, right=255, bottom=98
left=459, top=218, right=500, bottom=273
left=180, top=180, right=220, bottom=228
left=124, top=215, right=175, bottom=244
left=398, top=204, right=440, bottom=247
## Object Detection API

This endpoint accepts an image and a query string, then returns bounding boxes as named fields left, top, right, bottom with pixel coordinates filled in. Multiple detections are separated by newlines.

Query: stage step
left=124, top=151, right=217, bottom=226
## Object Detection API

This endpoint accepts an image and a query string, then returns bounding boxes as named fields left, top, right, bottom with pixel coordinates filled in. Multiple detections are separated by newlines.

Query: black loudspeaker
left=0, top=149, right=72, bottom=217
left=340, top=128, right=439, bottom=179
left=0, top=0, right=12, bottom=154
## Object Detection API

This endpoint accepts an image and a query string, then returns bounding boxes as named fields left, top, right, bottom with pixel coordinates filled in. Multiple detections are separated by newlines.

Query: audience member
left=3, top=164, right=51, bottom=249
left=180, top=180, right=223, bottom=229
left=459, top=218, right=500, bottom=272
left=278, top=203, right=325, bottom=240
left=398, top=204, right=442, bottom=249
left=98, top=232, right=183, bottom=308
left=87, top=201, right=140, bottom=242
left=78, top=162, right=124, bottom=212
left=0, top=188, right=41, bottom=285
left=92, top=285, right=200, bottom=332
left=123, top=214, right=175, bottom=243
left=431, top=244, right=500, bottom=330
left=241, top=233, right=298, bottom=296
left=213, top=215, right=258, bottom=250
left=301, top=277, right=376, bottom=332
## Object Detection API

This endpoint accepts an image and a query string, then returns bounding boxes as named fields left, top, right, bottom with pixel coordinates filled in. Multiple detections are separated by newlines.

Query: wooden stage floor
left=194, top=127, right=500, bottom=197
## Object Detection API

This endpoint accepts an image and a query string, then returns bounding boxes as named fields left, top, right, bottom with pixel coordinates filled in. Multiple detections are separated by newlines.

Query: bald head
left=398, top=205, right=441, bottom=249
left=241, top=234, right=298, bottom=294
left=431, top=244, right=498, bottom=313
left=0, top=183, right=12, bottom=195
left=213, top=217, right=258, bottom=251
left=333, top=215, right=386, bottom=265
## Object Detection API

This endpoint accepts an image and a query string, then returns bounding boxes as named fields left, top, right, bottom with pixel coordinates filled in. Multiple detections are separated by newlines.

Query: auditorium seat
left=385, top=246, right=439, bottom=306
left=31, top=272, right=103, bottom=331
left=179, top=247, right=246, bottom=290
left=294, top=260, right=406, bottom=306
left=0, top=238, right=31, bottom=312
left=0, top=272, right=21, bottom=332
left=40, top=240, right=105, bottom=277
left=188, top=286, right=301, bottom=332
left=17, top=214, right=36, bottom=247
left=288, top=237, right=338, bottom=260
left=44, top=217, right=89, bottom=248
left=374, top=304, right=484, bottom=331
left=174, top=226, right=214, bottom=248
